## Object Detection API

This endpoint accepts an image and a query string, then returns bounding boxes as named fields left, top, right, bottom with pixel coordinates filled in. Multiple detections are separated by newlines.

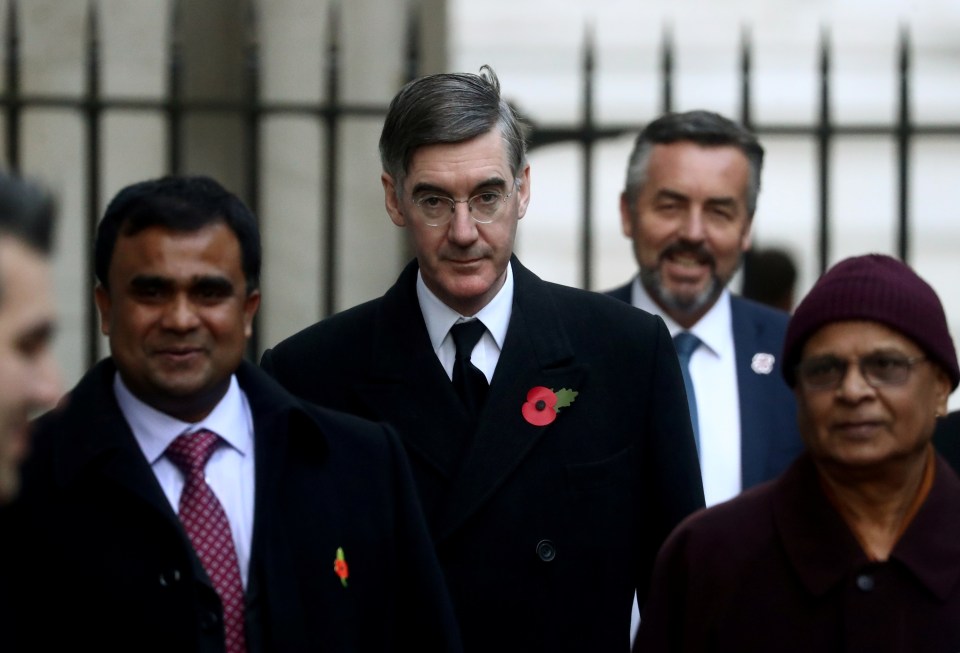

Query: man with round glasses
left=797, top=351, right=928, bottom=390
left=412, top=178, right=520, bottom=227
left=635, top=254, right=960, bottom=650
left=262, top=66, right=705, bottom=652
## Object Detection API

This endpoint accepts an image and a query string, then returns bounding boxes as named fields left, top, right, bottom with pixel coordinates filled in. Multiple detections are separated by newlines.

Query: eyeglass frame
left=795, top=351, right=929, bottom=391
left=409, top=177, right=521, bottom=227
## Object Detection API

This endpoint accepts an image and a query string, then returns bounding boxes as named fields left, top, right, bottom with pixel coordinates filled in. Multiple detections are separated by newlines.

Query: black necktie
left=451, top=319, right=489, bottom=421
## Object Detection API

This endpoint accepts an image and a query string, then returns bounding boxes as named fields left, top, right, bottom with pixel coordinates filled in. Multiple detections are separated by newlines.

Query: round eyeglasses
left=411, top=179, right=519, bottom=227
left=796, top=352, right=928, bottom=391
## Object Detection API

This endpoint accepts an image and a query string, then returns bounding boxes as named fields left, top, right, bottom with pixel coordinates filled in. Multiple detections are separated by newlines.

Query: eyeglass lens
left=798, top=353, right=920, bottom=389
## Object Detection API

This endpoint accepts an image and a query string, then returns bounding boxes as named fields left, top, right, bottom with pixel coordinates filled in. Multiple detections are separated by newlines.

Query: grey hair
left=379, top=65, right=527, bottom=195
left=623, top=110, right=764, bottom=217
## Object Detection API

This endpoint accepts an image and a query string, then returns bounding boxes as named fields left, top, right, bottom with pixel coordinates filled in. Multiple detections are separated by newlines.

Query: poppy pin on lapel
left=334, top=547, right=349, bottom=588
left=751, top=353, right=775, bottom=375
left=522, top=386, right=578, bottom=426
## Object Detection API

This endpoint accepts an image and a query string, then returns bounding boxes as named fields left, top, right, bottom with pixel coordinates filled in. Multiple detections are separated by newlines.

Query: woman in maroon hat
left=634, top=253, right=960, bottom=652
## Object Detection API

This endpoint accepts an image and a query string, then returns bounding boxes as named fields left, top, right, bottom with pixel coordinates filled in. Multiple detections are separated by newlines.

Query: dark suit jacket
left=634, top=453, right=960, bottom=652
left=606, top=283, right=803, bottom=489
left=4, top=359, right=461, bottom=653
left=261, top=257, right=705, bottom=653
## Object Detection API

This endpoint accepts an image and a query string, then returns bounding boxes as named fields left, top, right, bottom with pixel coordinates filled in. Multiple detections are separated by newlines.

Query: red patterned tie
left=166, top=429, right=247, bottom=653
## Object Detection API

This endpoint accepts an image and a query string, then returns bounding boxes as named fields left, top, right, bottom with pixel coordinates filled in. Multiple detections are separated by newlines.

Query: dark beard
left=640, top=265, right=721, bottom=316
left=639, top=240, right=733, bottom=318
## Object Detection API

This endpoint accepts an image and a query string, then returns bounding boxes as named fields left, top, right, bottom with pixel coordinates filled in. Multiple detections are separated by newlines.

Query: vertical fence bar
left=739, top=27, right=752, bottom=130
left=816, top=29, right=831, bottom=274
left=84, top=0, right=102, bottom=368
left=404, top=1, right=420, bottom=84
left=660, top=26, right=674, bottom=114
left=738, top=27, right=754, bottom=283
left=243, top=0, right=261, bottom=356
left=399, top=5, right=420, bottom=264
left=896, top=27, right=910, bottom=263
left=5, top=0, right=20, bottom=171
left=322, top=2, right=340, bottom=317
left=580, top=26, right=594, bottom=290
left=166, top=0, right=183, bottom=174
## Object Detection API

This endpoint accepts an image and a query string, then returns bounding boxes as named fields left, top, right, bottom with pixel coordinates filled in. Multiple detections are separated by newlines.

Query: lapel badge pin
left=751, top=353, right=775, bottom=375
left=522, top=386, right=578, bottom=426
left=334, top=547, right=349, bottom=588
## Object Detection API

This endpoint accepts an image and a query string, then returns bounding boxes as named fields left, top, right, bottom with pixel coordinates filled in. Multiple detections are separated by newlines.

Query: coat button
left=536, top=539, right=556, bottom=562
left=856, top=574, right=875, bottom=592
left=159, top=568, right=182, bottom=587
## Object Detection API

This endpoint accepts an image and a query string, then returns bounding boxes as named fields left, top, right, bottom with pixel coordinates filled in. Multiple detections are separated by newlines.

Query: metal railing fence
left=1, top=1, right=956, bottom=367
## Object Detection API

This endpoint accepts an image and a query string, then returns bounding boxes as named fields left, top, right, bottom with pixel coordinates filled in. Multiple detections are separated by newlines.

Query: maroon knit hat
left=782, top=253, right=959, bottom=389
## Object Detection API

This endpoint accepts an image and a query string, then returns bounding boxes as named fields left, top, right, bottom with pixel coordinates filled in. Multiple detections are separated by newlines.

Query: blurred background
left=7, top=0, right=960, bottom=406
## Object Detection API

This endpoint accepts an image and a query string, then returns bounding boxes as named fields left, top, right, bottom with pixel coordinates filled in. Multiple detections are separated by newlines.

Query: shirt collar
left=114, top=372, right=253, bottom=464
left=630, top=275, right=734, bottom=359
left=775, top=454, right=960, bottom=601
left=417, top=261, right=513, bottom=352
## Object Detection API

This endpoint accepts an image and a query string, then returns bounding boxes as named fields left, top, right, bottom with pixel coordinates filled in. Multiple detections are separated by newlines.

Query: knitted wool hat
left=782, top=253, right=959, bottom=389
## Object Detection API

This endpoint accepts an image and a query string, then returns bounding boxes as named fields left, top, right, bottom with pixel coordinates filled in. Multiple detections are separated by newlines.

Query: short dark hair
left=0, top=173, right=56, bottom=307
left=379, top=65, right=527, bottom=194
left=95, top=175, right=261, bottom=292
left=623, top=110, right=765, bottom=217
left=0, top=173, right=55, bottom=255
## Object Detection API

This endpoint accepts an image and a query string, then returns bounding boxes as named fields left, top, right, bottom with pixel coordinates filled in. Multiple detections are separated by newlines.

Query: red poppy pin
left=522, top=386, right=578, bottom=426
left=334, top=547, right=349, bottom=588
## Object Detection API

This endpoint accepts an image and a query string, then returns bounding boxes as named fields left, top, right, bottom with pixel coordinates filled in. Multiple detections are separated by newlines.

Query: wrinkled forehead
left=403, top=131, right=514, bottom=191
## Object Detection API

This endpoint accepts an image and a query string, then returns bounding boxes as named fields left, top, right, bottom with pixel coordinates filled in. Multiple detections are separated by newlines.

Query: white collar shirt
left=631, top=277, right=742, bottom=507
left=417, top=261, right=514, bottom=383
left=115, top=372, right=256, bottom=587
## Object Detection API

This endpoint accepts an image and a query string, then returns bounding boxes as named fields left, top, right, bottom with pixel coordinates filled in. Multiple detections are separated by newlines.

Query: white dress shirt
left=114, top=372, right=256, bottom=587
left=417, top=261, right=514, bottom=383
left=631, top=277, right=742, bottom=507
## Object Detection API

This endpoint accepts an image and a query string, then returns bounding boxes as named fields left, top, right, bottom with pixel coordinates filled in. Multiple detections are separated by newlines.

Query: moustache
left=659, top=241, right=716, bottom=269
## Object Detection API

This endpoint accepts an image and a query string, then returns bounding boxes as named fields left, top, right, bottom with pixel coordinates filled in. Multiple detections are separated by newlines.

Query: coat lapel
left=239, top=361, right=313, bottom=649
left=52, top=360, right=211, bottom=589
left=357, top=261, right=471, bottom=481
left=731, top=298, right=776, bottom=488
left=54, top=360, right=184, bottom=530
left=354, top=259, right=587, bottom=539
left=437, top=258, right=586, bottom=539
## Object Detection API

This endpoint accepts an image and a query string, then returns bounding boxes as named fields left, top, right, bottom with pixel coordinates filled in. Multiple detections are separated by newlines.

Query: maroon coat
left=635, top=453, right=960, bottom=652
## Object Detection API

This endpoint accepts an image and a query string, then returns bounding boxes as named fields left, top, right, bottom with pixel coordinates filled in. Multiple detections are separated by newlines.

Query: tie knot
left=673, top=331, right=701, bottom=358
left=451, top=319, right=486, bottom=361
left=166, top=429, right=221, bottom=476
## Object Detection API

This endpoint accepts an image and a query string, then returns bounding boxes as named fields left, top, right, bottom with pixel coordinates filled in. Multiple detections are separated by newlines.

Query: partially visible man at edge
left=0, top=174, right=60, bottom=504
left=261, top=66, right=704, bottom=652
left=0, top=172, right=60, bottom=646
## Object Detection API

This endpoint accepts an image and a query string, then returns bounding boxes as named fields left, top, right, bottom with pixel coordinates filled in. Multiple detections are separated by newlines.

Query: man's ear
left=243, top=289, right=261, bottom=339
left=516, top=164, right=531, bottom=219
left=382, top=173, right=406, bottom=227
left=94, top=284, right=111, bottom=336
left=740, top=221, right=754, bottom=253
left=619, top=191, right=634, bottom=238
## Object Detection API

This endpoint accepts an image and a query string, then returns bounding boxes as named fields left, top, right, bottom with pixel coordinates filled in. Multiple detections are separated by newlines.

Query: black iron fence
left=1, top=0, right=957, bottom=369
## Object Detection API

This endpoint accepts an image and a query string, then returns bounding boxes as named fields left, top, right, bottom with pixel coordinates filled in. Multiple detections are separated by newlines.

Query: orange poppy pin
left=334, top=547, right=349, bottom=588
